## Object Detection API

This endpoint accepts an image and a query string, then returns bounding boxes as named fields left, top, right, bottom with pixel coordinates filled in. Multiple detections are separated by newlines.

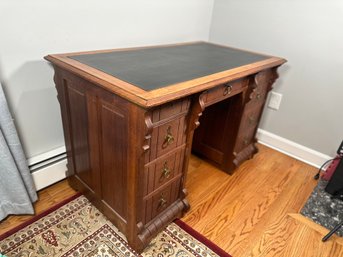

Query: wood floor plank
left=225, top=162, right=317, bottom=256
left=289, top=213, right=343, bottom=246
left=246, top=214, right=299, bottom=257
left=183, top=148, right=281, bottom=230
left=185, top=147, right=305, bottom=238
left=280, top=219, right=343, bottom=257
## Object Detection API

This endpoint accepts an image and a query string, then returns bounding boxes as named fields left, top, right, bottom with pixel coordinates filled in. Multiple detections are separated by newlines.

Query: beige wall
left=0, top=0, right=214, bottom=159
left=2, top=0, right=341, bottom=160
left=210, top=0, right=343, bottom=156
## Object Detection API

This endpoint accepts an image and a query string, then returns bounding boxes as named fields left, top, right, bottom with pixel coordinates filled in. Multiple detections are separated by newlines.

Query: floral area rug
left=0, top=195, right=231, bottom=257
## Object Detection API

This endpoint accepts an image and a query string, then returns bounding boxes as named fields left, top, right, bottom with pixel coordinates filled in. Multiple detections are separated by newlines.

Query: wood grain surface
left=1, top=145, right=341, bottom=257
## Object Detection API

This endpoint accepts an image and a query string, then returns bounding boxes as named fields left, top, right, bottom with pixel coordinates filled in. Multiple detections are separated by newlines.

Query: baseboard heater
left=28, top=147, right=67, bottom=191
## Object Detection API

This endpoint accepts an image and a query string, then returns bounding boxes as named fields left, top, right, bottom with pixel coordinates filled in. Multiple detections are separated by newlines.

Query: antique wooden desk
left=45, top=42, right=286, bottom=252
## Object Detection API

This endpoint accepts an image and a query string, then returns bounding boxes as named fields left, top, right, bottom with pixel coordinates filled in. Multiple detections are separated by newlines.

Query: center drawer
left=203, top=78, right=248, bottom=106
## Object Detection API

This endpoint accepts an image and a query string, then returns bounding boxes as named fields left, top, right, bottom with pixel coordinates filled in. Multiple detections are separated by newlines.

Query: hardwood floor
left=1, top=144, right=342, bottom=256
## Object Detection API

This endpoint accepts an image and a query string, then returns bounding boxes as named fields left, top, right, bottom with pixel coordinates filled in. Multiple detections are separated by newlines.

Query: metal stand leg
left=322, top=220, right=343, bottom=242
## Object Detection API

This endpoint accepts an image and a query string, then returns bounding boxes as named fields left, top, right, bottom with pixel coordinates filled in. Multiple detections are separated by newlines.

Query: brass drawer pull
left=160, top=162, right=171, bottom=181
left=163, top=126, right=174, bottom=148
left=223, top=85, right=233, bottom=96
left=158, top=194, right=167, bottom=209
left=256, top=93, right=262, bottom=100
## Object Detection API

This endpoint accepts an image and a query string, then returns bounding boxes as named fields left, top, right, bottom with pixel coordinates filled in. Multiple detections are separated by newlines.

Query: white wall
left=0, top=0, right=214, bottom=160
left=210, top=0, right=343, bottom=156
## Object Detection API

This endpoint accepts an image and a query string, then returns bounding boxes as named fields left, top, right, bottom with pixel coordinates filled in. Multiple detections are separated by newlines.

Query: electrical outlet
left=268, top=92, right=283, bottom=110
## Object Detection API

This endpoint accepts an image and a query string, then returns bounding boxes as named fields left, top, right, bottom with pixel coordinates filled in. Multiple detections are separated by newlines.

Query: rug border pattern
left=0, top=194, right=231, bottom=257
left=0, top=193, right=82, bottom=242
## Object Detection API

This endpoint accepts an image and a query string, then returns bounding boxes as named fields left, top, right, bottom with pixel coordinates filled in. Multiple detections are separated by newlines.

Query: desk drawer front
left=204, top=78, right=248, bottom=106
left=152, top=98, right=190, bottom=123
left=148, top=116, right=187, bottom=160
left=143, top=149, right=184, bottom=196
left=143, top=179, right=181, bottom=224
left=144, top=97, right=190, bottom=163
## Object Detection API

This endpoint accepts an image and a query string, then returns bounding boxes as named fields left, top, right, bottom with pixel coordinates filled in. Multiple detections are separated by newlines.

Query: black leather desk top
left=70, top=43, right=269, bottom=91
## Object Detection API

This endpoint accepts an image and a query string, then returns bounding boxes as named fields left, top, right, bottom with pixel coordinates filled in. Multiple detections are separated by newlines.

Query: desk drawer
left=152, top=98, right=190, bottom=123
left=204, top=78, right=248, bottom=106
left=143, top=149, right=185, bottom=196
left=148, top=116, right=187, bottom=159
left=143, top=179, right=181, bottom=224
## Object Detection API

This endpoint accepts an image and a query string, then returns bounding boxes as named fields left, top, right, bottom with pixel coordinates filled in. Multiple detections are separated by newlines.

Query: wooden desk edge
left=145, top=57, right=286, bottom=107
left=45, top=47, right=286, bottom=109
left=45, top=54, right=149, bottom=107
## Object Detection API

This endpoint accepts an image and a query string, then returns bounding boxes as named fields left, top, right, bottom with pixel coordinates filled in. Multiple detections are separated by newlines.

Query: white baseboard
left=28, top=146, right=66, bottom=166
left=256, top=129, right=332, bottom=168
left=31, top=159, right=67, bottom=191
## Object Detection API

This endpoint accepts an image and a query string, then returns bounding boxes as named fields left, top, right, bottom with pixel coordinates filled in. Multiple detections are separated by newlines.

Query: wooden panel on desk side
left=66, top=84, right=93, bottom=188
left=54, top=68, right=133, bottom=234
left=98, top=98, right=128, bottom=221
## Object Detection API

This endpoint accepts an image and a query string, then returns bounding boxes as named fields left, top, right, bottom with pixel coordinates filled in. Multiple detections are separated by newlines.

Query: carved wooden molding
left=137, top=199, right=189, bottom=252
left=188, top=93, right=206, bottom=133
left=233, top=144, right=258, bottom=167
left=267, top=67, right=280, bottom=92
left=142, top=111, right=153, bottom=152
